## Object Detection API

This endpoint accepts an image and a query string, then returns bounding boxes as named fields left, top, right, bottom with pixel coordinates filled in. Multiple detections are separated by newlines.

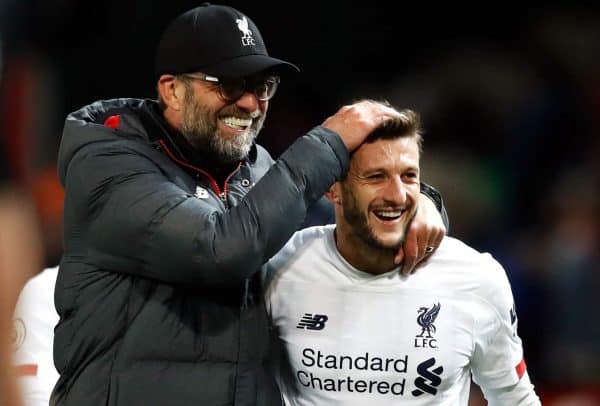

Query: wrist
left=420, top=182, right=442, bottom=213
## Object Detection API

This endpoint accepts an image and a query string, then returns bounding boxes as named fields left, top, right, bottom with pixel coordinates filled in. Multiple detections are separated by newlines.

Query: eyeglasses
left=181, top=73, right=280, bottom=102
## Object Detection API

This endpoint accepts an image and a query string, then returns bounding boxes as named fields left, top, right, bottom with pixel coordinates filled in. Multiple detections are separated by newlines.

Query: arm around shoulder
left=64, top=127, right=349, bottom=286
left=420, top=182, right=449, bottom=231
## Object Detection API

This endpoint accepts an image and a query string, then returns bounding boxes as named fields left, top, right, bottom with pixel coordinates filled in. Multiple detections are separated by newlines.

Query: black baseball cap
left=154, top=3, right=299, bottom=79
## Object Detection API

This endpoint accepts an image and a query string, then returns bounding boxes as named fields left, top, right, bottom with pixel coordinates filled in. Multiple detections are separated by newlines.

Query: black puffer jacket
left=51, top=99, right=351, bottom=406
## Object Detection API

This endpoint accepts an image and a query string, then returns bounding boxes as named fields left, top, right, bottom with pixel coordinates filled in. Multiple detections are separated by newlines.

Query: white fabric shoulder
left=262, top=225, right=334, bottom=290
left=13, top=266, right=60, bottom=406
left=16, top=266, right=59, bottom=306
left=428, top=237, right=514, bottom=317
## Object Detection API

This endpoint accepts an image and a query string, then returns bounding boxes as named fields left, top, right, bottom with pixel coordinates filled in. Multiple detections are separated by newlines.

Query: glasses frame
left=181, top=73, right=280, bottom=102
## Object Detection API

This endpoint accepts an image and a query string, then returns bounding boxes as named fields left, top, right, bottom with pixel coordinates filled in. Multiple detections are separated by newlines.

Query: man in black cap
left=51, top=4, right=447, bottom=405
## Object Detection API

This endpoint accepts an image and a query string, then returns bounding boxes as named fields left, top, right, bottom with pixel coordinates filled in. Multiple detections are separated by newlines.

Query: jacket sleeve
left=421, top=182, right=449, bottom=231
left=64, top=126, right=348, bottom=286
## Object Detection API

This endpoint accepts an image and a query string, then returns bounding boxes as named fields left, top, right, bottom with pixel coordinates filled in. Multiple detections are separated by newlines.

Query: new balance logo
left=510, top=304, right=518, bottom=337
left=296, top=313, right=328, bottom=330
left=510, top=304, right=517, bottom=325
left=412, top=357, right=444, bottom=396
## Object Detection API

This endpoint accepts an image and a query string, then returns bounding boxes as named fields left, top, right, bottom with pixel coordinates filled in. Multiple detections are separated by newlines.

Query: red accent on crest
left=104, top=115, right=121, bottom=129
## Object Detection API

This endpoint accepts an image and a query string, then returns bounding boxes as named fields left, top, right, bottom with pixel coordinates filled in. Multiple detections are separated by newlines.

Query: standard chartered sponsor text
left=297, top=347, right=408, bottom=396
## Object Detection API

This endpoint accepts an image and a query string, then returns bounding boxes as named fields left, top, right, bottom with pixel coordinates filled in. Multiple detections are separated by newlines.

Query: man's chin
left=365, top=234, right=404, bottom=252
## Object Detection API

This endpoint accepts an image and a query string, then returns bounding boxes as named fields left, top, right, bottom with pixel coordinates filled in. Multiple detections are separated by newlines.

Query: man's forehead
left=352, top=137, right=420, bottom=169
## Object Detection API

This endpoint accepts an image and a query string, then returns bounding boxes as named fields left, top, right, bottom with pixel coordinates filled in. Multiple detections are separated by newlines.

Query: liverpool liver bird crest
left=417, top=303, right=441, bottom=338
left=235, top=16, right=255, bottom=46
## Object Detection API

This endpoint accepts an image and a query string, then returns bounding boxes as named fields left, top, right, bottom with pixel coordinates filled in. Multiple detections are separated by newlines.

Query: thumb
left=394, top=247, right=405, bottom=265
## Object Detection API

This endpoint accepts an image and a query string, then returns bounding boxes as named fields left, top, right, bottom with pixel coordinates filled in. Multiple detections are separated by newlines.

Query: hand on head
left=322, top=100, right=401, bottom=152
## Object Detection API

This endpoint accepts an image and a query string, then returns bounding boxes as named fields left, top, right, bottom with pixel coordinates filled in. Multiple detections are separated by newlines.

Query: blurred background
left=1, top=1, right=598, bottom=404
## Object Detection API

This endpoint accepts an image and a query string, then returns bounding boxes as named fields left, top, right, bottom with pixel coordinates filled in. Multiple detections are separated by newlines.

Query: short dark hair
left=365, top=108, right=423, bottom=152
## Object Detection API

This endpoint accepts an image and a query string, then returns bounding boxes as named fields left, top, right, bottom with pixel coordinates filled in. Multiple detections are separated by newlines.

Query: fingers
left=400, top=230, right=419, bottom=275
left=399, top=198, right=447, bottom=275
left=430, top=228, right=444, bottom=252
left=417, top=228, right=444, bottom=270
left=419, top=227, right=444, bottom=263
left=394, top=246, right=404, bottom=266
left=322, top=100, right=400, bottom=152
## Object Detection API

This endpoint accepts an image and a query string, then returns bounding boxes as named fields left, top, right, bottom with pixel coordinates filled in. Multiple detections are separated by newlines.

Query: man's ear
left=157, top=75, right=183, bottom=111
left=325, top=183, right=342, bottom=205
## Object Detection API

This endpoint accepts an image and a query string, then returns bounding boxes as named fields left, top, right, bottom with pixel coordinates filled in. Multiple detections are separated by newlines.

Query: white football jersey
left=263, top=225, right=540, bottom=405
left=13, top=266, right=60, bottom=406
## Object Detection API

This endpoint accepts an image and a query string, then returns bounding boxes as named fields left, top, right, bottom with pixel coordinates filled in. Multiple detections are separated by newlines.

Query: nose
left=235, top=90, right=260, bottom=112
left=382, top=176, right=408, bottom=206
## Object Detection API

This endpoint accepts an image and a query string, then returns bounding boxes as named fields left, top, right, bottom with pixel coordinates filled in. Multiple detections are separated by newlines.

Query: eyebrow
left=359, top=163, right=419, bottom=173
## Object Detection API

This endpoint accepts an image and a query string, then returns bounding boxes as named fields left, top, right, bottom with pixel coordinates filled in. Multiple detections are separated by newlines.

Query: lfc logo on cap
left=236, top=16, right=255, bottom=46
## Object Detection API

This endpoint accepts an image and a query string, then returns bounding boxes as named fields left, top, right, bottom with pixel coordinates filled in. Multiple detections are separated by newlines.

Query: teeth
left=222, top=116, right=252, bottom=128
left=376, top=211, right=403, bottom=218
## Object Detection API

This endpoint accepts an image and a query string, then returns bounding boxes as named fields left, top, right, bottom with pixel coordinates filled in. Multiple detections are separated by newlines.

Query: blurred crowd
left=1, top=1, right=598, bottom=405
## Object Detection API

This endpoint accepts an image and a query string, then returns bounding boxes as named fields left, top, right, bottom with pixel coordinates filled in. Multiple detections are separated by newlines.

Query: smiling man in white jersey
left=263, top=104, right=541, bottom=405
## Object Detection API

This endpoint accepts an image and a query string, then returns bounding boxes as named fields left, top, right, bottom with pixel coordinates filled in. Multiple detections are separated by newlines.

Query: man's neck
left=334, top=228, right=397, bottom=275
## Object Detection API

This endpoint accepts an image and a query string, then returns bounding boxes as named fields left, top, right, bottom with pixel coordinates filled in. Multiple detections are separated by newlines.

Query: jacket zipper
left=158, top=139, right=241, bottom=207
left=219, top=167, right=241, bottom=207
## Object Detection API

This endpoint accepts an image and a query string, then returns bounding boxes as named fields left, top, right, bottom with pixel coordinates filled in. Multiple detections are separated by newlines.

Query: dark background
left=1, top=1, right=599, bottom=403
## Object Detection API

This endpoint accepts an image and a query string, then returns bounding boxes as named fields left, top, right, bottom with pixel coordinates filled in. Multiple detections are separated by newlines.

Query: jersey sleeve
left=470, top=255, right=540, bottom=403
left=482, top=371, right=541, bottom=405
left=13, top=269, right=60, bottom=406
